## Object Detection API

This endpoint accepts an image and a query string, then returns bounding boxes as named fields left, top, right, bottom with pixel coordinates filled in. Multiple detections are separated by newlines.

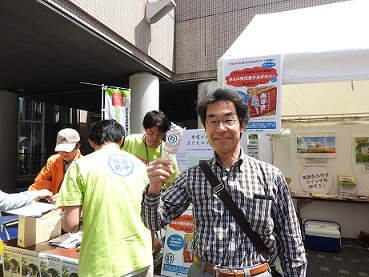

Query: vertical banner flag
left=223, top=55, right=282, bottom=134
left=104, top=87, right=131, bottom=136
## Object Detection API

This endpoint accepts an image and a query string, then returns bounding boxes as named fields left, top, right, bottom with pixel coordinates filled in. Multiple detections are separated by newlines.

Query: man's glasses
left=206, top=118, right=238, bottom=129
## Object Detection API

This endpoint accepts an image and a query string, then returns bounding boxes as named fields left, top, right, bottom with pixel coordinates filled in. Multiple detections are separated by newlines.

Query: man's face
left=205, top=100, right=246, bottom=156
left=145, top=126, right=165, bottom=148
left=58, top=144, right=80, bottom=163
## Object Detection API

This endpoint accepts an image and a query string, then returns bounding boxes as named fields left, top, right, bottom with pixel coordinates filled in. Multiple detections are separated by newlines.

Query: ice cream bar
left=163, top=123, right=185, bottom=156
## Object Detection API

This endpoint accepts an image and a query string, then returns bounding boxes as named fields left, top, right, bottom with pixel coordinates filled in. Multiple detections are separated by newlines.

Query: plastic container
left=303, top=219, right=341, bottom=253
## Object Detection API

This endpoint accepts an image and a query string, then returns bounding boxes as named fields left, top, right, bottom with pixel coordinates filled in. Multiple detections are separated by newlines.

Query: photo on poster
left=39, top=253, right=62, bottom=277
left=61, top=257, right=79, bottom=277
left=296, top=132, right=336, bottom=159
left=3, top=246, right=21, bottom=277
left=21, top=249, right=41, bottom=277
left=247, top=134, right=259, bottom=144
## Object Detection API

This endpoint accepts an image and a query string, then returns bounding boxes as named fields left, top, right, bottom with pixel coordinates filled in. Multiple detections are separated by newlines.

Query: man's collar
left=211, top=148, right=245, bottom=169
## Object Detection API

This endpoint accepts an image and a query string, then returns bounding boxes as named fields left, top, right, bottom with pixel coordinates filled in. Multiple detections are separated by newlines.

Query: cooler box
left=303, top=220, right=341, bottom=253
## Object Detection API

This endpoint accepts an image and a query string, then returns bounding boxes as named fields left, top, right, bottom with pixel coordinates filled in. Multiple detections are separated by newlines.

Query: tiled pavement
left=306, top=238, right=369, bottom=277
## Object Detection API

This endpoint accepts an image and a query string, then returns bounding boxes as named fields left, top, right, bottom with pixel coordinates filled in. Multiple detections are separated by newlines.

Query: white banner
left=104, top=87, right=131, bottom=136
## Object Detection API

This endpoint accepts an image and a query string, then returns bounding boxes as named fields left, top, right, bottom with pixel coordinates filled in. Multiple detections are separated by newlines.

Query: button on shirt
left=141, top=150, right=307, bottom=276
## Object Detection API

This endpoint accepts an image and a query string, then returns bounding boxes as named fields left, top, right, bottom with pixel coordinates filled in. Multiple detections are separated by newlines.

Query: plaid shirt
left=141, top=150, right=307, bottom=276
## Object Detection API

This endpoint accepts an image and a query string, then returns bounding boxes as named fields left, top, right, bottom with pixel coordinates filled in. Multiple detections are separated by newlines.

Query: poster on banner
left=161, top=206, right=193, bottom=277
left=222, top=55, right=283, bottom=134
left=104, top=87, right=131, bottom=136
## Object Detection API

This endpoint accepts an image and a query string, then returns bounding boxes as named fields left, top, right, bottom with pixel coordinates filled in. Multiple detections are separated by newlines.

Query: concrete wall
left=48, top=0, right=176, bottom=76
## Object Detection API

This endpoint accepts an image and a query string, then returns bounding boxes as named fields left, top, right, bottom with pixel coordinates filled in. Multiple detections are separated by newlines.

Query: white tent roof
left=218, top=0, right=369, bottom=124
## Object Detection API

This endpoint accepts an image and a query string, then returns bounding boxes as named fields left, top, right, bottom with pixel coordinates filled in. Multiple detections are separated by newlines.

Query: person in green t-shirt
left=123, top=110, right=179, bottom=188
left=123, top=110, right=179, bottom=258
left=56, top=119, right=153, bottom=277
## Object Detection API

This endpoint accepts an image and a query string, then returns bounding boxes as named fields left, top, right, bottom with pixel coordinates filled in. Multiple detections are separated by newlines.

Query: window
left=18, top=99, right=44, bottom=176
left=18, top=98, right=80, bottom=189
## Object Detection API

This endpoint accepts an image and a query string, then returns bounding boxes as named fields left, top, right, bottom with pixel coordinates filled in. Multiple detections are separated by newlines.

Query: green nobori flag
left=104, top=87, right=131, bottom=135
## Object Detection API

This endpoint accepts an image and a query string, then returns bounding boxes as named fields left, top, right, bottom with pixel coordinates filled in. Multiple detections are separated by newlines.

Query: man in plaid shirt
left=141, top=88, right=307, bottom=277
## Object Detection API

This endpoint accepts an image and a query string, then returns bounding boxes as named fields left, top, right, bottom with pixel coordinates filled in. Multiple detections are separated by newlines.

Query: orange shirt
left=28, top=152, right=83, bottom=195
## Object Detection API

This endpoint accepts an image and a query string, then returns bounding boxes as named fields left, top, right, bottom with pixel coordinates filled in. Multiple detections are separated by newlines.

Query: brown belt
left=194, top=255, right=269, bottom=277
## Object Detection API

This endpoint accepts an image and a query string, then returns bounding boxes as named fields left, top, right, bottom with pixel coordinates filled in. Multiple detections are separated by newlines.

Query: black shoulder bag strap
left=199, top=162, right=269, bottom=260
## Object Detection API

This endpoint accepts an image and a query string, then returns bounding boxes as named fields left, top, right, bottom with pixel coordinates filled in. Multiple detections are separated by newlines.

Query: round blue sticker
left=167, top=133, right=178, bottom=144
left=166, top=234, right=185, bottom=251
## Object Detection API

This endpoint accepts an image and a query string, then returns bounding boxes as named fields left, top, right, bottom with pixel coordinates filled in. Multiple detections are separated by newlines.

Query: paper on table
left=48, top=231, right=83, bottom=249
left=6, top=201, right=57, bottom=217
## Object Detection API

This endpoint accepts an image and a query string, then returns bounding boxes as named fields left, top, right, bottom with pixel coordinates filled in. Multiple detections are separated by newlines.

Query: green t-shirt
left=123, top=134, right=179, bottom=185
left=57, top=147, right=152, bottom=277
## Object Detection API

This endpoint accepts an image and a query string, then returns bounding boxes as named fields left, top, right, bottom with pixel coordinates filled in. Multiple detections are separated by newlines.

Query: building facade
left=1, top=0, right=349, bottom=192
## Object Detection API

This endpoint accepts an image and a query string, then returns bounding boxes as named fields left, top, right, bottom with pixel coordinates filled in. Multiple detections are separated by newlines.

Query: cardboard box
left=303, top=220, right=341, bottom=253
left=17, top=208, right=62, bottom=248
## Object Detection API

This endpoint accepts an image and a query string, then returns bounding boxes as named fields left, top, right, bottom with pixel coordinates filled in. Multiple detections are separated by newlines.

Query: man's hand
left=147, top=158, right=174, bottom=195
left=35, top=189, right=53, bottom=202
left=48, top=193, right=59, bottom=204
left=151, top=231, right=162, bottom=255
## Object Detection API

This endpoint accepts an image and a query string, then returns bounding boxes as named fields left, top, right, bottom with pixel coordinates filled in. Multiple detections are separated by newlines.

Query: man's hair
left=88, top=119, right=125, bottom=146
left=142, top=110, right=170, bottom=133
left=196, top=88, right=250, bottom=127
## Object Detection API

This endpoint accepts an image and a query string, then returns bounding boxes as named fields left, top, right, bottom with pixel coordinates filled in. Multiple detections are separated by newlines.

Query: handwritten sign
left=299, top=166, right=334, bottom=194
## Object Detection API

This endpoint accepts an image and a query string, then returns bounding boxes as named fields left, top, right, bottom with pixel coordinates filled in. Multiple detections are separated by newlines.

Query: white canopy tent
left=218, top=0, right=369, bottom=126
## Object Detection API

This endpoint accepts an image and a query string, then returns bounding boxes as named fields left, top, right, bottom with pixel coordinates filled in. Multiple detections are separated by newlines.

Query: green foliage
left=355, top=137, right=369, bottom=163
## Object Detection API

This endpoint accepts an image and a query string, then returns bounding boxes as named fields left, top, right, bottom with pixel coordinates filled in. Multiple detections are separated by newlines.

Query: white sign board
left=298, top=166, right=334, bottom=194
left=176, top=129, right=213, bottom=173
